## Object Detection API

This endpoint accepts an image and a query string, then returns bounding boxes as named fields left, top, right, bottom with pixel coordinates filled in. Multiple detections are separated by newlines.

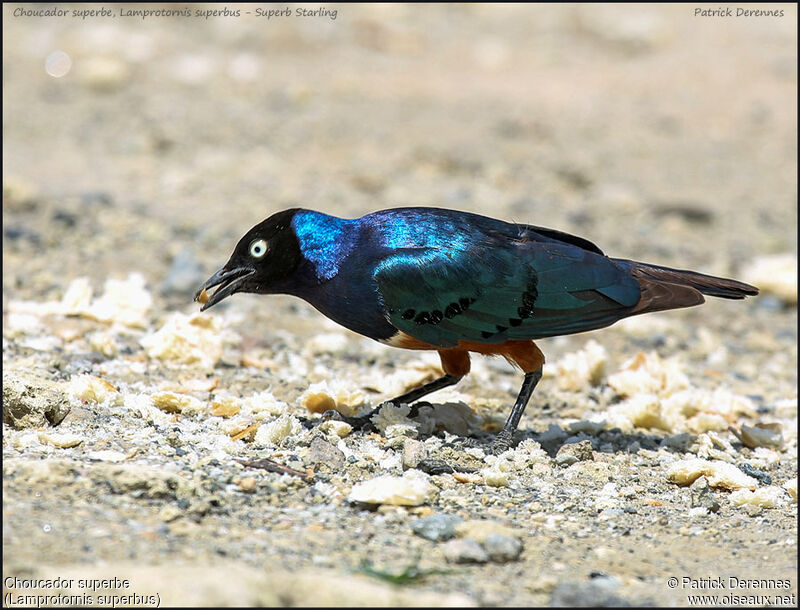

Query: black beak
left=194, top=266, right=255, bottom=311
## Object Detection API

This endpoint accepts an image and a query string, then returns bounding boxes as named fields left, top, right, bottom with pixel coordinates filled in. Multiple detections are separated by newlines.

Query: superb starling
left=195, top=208, right=758, bottom=452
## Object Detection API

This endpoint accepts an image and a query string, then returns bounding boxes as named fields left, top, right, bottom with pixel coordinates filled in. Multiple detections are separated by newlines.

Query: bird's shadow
left=412, top=400, right=700, bottom=458
left=517, top=426, right=695, bottom=458
left=302, top=399, right=700, bottom=459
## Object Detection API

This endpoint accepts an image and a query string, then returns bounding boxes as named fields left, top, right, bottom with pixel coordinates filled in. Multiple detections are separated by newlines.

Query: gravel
left=411, top=513, right=462, bottom=542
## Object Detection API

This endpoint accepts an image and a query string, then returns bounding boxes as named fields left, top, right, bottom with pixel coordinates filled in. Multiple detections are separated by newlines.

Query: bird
left=195, top=207, right=758, bottom=453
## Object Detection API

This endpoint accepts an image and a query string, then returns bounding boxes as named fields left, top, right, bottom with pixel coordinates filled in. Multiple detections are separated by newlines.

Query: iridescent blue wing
left=374, top=239, right=641, bottom=348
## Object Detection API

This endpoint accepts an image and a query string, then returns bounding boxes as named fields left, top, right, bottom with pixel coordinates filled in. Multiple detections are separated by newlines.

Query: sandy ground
left=3, top=4, right=797, bottom=607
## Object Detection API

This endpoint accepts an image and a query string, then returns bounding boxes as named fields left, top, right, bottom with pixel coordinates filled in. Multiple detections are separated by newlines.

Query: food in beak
left=194, top=267, right=254, bottom=311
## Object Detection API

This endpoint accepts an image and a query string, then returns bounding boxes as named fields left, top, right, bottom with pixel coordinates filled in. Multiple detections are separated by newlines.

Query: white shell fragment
left=66, top=374, right=122, bottom=405
left=668, top=388, right=757, bottom=420
left=783, top=478, right=797, bottom=501
left=209, top=391, right=289, bottom=420
left=371, top=403, right=418, bottom=437
left=85, top=450, right=129, bottom=463
left=85, top=273, right=152, bottom=328
left=548, top=339, right=607, bottom=391
left=219, top=417, right=259, bottom=440
left=741, top=254, right=797, bottom=305
left=730, top=487, right=790, bottom=509
left=608, top=351, right=689, bottom=398
left=87, top=331, right=119, bottom=357
left=414, top=403, right=482, bottom=437
left=317, top=420, right=353, bottom=438
left=124, top=393, right=172, bottom=425
left=61, top=277, right=94, bottom=312
left=666, top=458, right=758, bottom=491
left=606, top=387, right=758, bottom=434
left=38, top=432, right=83, bottom=448
left=242, top=390, right=289, bottom=418
left=475, top=439, right=550, bottom=488
left=151, top=391, right=206, bottom=415
left=348, top=469, right=435, bottom=506
left=481, top=465, right=511, bottom=488
left=3, top=312, right=44, bottom=338
left=7, top=274, right=152, bottom=329
left=299, top=380, right=365, bottom=416
left=210, top=396, right=241, bottom=418
left=254, top=414, right=302, bottom=447
left=607, top=394, right=670, bottom=432
left=140, top=313, right=223, bottom=369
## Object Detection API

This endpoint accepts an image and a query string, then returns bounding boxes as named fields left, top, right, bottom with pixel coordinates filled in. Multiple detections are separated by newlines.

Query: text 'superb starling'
left=195, top=208, right=758, bottom=453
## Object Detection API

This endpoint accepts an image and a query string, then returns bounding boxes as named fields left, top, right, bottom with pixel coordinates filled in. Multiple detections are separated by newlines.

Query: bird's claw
left=317, top=400, right=434, bottom=436
left=490, top=430, right=515, bottom=455
left=406, top=401, right=432, bottom=418
left=320, top=409, right=345, bottom=422
left=320, top=409, right=376, bottom=432
left=416, top=459, right=480, bottom=475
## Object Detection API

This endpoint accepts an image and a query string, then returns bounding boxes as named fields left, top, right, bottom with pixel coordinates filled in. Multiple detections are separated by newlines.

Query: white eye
left=249, top=239, right=268, bottom=258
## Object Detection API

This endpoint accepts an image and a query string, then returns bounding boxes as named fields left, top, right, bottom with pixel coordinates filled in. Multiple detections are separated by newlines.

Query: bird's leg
left=491, top=341, right=545, bottom=454
left=388, top=374, right=463, bottom=416
left=321, top=350, right=470, bottom=430
left=492, top=369, right=542, bottom=454
left=322, top=374, right=463, bottom=430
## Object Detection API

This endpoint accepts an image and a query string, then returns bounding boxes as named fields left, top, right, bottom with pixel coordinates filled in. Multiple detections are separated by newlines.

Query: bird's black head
left=194, top=208, right=303, bottom=311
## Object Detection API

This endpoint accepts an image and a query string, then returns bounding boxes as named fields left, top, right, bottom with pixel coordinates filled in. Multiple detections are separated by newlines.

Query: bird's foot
left=450, top=432, right=516, bottom=455
left=460, top=437, right=484, bottom=449
left=320, top=409, right=376, bottom=432
left=320, top=400, right=430, bottom=432
left=416, top=458, right=480, bottom=475
left=405, top=401, right=432, bottom=418
left=490, top=430, right=516, bottom=455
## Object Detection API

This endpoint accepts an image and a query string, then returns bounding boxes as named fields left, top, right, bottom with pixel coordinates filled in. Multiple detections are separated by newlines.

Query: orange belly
left=386, top=331, right=545, bottom=374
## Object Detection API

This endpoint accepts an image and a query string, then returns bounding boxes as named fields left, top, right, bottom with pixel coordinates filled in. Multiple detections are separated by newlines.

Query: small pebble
left=309, top=436, right=346, bottom=472
left=556, top=454, right=578, bottom=467
left=738, top=463, right=772, bottom=486
left=483, top=533, right=523, bottom=562
left=3, top=372, right=71, bottom=429
left=690, top=477, right=721, bottom=514
left=159, top=505, right=183, bottom=523
left=410, top=514, right=462, bottom=542
left=556, top=440, right=594, bottom=466
left=441, top=538, right=488, bottom=564
left=38, top=432, right=83, bottom=449
left=402, top=438, right=427, bottom=470
left=234, top=477, right=257, bottom=494
left=735, top=424, right=784, bottom=450
left=549, top=577, right=629, bottom=607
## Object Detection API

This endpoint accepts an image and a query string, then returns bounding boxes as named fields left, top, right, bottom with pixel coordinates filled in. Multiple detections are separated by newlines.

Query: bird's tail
left=613, top=259, right=759, bottom=315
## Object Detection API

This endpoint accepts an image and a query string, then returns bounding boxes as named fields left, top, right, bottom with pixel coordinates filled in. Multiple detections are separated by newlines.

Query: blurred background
left=4, top=3, right=796, bottom=306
